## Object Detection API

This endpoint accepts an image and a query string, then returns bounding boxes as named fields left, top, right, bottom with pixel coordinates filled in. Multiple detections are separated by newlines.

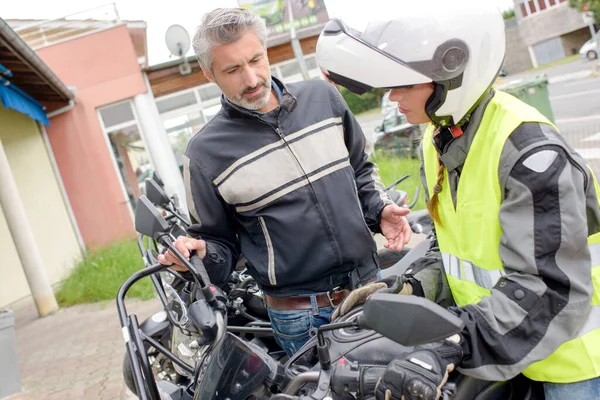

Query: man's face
left=204, top=30, right=272, bottom=111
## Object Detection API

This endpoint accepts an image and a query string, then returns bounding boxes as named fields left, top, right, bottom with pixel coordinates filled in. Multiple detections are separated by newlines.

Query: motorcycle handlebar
left=330, top=364, right=386, bottom=397
left=190, top=253, right=211, bottom=286
left=359, top=366, right=387, bottom=395
left=331, top=363, right=455, bottom=400
left=331, top=363, right=456, bottom=400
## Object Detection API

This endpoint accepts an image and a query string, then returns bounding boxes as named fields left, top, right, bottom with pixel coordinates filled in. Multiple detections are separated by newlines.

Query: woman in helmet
left=317, top=1, right=600, bottom=399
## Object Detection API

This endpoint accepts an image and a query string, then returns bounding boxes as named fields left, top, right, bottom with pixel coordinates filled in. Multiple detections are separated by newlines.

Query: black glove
left=375, top=338, right=463, bottom=400
left=331, top=275, right=412, bottom=320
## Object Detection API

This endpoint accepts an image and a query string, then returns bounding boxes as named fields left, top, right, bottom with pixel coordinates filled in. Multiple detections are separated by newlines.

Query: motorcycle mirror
left=152, top=171, right=164, bottom=188
left=134, top=196, right=170, bottom=238
left=145, top=179, right=171, bottom=207
left=357, top=293, right=464, bottom=347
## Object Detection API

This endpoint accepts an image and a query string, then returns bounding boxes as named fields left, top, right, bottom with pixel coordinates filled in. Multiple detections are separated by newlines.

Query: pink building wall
left=36, top=25, right=147, bottom=246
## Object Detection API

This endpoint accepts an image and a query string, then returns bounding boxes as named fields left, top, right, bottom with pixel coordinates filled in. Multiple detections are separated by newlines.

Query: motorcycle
left=122, top=178, right=279, bottom=395
left=118, top=197, right=544, bottom=400
left=123, top=171, right=430, bottom=395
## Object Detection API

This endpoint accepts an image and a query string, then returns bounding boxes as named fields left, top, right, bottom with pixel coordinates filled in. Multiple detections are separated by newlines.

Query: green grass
left=355, top=107, right=381, bottom=118
left=372, top=151, right=427, bottom=210
left=55, top=238, right=154, bottom=307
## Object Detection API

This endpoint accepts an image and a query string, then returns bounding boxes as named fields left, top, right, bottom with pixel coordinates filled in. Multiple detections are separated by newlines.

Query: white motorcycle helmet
left=316, top=0, right=506, bottom=127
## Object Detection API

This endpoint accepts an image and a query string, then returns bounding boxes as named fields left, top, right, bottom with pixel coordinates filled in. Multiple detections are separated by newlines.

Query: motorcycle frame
left=116, top=262, right=192, bottom=400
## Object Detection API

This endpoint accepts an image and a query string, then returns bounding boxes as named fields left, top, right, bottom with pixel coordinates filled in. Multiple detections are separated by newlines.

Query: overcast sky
left=2, top=0, right=516, bottom=66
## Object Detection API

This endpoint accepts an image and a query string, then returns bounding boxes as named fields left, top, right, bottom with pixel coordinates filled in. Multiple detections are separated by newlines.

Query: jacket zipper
left=258, top=216, right=276, bottom=285
left=273, top=126, right=344, bottom=265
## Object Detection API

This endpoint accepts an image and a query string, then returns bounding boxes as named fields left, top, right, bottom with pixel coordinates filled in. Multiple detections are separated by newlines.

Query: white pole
left=0, top=138, right=58, bottom=317
left=133, top=74, right=188, bottom=214
left=287, top=0, right=310, bottom=81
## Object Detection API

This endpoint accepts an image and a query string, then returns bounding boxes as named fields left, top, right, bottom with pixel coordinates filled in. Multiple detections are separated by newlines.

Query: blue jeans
left=266, top=294, right=334, bottom=357
left=544, top=376, right=600, bottom=400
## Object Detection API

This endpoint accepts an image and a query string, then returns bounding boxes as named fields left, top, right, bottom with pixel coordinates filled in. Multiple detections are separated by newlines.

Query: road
left=550, top=75, right=600, bottom=148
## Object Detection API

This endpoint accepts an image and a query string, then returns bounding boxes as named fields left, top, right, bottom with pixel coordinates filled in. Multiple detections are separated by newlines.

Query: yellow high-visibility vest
left=423, top=91, right=600, bottom=383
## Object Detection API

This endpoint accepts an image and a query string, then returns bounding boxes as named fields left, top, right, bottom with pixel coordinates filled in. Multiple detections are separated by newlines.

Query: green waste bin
left=498, top=73, right=555, bottom=123
left=0, top=311, right=21, bottom=398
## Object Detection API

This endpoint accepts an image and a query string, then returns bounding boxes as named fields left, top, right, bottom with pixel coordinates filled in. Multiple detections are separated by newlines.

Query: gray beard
left=230, top=77, right=273, bottom=111
left=233, top=88, right=271, bottom=111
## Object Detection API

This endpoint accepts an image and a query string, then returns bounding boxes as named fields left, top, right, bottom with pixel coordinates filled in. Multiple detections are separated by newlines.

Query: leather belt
left=264, top=289, right=350, bottom=310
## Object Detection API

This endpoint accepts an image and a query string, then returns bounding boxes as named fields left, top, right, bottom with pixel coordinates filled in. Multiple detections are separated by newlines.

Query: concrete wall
left=0, top=106, right=82, bottom=307
left=504, top=18, right=533, bottom=74
left=516, top=2, right=587, bottom=46
left=35, top=25, right=147, bottom=246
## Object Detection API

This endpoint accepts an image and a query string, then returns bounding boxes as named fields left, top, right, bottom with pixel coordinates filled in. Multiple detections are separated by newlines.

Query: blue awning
left=0, top=63, right=12, bottom=77
left=0, top=75, right=49, bottom=126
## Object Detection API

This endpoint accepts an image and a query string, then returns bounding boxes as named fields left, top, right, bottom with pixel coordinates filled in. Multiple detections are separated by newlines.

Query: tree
left=502, top=8, right=516, bottom=20
left=569, top=0, right=600, bottom=24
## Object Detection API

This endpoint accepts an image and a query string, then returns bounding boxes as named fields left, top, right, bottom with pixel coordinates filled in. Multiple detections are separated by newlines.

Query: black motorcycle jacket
left=183, top=78, right=391, bottom=296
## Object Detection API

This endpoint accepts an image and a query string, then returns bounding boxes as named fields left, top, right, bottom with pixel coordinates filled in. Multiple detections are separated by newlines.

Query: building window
left=99, top=101, right=135, bottom=129
left=305, top=55, right=317, bottom=70
left=520, top=2, right=528, bottom=17
left=156, top=92, right=198, bottom=114
left=538, top=0, right=547, bottom=11
left=197, top=84, right=222, bottom=102
left=280, top=60, right=302, bottom=78
left=520, top=0, right=565, bottom=18
left=98, top=100, right=151, bottom=213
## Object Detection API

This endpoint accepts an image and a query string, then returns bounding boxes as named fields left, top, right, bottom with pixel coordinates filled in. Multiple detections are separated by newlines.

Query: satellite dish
left=165, top=24, right=190, bottom=57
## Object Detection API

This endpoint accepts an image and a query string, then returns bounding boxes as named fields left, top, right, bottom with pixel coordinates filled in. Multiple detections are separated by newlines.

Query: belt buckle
left=326, top=291, right=336, bottom=308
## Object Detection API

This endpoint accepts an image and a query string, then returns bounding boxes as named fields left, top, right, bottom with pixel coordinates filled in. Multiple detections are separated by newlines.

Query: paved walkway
left=4, top=298, right=159, bottom=400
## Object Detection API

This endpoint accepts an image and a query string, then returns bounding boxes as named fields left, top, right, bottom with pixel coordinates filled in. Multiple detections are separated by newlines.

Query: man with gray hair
left=158, top=7, right=412, bottom=356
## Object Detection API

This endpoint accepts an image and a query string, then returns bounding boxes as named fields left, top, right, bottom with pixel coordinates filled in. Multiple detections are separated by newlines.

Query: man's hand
left=331, top=275, right=413, bottom=320
left=380, top=204, right=411, bottom=251
left=157, top=236, right=206, bottom=272
left=375, top=338, right=463, bottom=400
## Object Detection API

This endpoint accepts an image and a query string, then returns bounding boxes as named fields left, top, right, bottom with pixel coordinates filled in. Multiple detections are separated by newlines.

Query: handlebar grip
left=360, top=366, right=386, bottom=396
left=189, top=252, right=211, bottom=286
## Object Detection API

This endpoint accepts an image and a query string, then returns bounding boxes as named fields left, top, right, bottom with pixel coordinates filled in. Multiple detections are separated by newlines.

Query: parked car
left=580, top=34, right=599, bottom=60
left=380, top=91, right=397, bottom=116
left=373, top=107, right=423, bottom=158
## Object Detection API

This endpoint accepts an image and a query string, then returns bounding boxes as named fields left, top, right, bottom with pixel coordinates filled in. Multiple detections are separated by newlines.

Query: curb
left=548, top=70, right=592, bottom=84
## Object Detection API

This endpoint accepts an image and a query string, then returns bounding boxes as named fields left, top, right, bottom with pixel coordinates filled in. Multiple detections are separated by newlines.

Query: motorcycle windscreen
left=194, top=333, right=272, bottom=399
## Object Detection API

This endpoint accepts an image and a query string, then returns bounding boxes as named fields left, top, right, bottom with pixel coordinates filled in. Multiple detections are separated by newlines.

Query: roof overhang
left=0, top=17, right=74, bottom=111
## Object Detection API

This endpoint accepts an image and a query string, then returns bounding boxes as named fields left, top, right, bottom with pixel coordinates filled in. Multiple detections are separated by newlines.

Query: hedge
left=339, top=87, right=388, bottom=114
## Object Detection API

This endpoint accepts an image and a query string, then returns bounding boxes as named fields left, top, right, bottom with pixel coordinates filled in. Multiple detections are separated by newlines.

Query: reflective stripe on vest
left=423, top=91, right=600, bottom=383
left=441, top=253, right=505, bottom=299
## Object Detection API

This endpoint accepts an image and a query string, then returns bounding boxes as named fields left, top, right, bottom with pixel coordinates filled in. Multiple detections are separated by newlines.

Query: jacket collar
left=437, top=89, right=496, bottom=172
left=219, top=76, right=297, bottom=119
